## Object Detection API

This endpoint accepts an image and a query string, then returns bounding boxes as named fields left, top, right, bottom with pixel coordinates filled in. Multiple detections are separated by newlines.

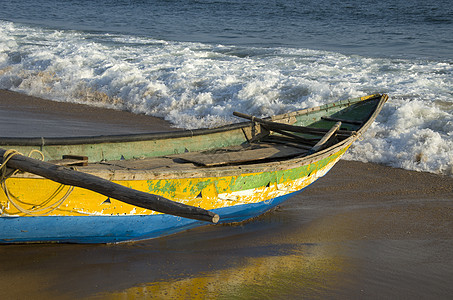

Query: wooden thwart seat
left=169, top=143, right=307, bottom=167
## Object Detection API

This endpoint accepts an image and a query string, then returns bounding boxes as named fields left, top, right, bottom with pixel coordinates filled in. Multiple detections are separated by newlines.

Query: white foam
left=1, top=21, right=452, bottom=175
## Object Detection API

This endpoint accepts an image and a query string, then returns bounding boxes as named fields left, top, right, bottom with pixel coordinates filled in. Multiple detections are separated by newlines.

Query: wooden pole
left=233, top=112, right=353, bottom=136
left=308, top=122, right=342, bottom=154
left=0, top=149, right=219, bottom=223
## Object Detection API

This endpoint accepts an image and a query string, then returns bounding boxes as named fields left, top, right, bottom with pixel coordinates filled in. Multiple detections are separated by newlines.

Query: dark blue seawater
left=1, top=0, right=452, bottom=60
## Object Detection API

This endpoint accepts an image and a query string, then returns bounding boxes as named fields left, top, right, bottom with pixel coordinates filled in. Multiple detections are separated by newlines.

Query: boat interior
left=49, top=110, right=365, bottom=174
left=6, top=94, right=386, bottom=177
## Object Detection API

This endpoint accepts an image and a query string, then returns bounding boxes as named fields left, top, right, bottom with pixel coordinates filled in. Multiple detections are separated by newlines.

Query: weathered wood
left=260, top=136, right=313, bottom=150
left=171, top=144, right=306, bottom=166
left=261, top=126, right=317, bottom=146
left=0, top=149, right=219, bottom=223
left=308, top=122, right=342, bottom=154
left=49, top=155, right=89, bottom=167
left=62, top=155, right=89, bottom=166
left=233, top=112, right=353, bottom=135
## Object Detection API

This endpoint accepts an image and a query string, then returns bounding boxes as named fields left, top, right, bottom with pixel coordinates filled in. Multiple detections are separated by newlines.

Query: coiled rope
left=0, top=149, right=74, bottom=215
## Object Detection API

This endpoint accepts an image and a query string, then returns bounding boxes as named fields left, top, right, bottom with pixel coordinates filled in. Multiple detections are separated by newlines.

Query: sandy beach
left=0, top=89, right=178, bottom=137
left=0, top=90, right=452, bottom=299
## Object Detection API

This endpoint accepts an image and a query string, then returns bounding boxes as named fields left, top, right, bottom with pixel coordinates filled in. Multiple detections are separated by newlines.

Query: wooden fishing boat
left=0, top=93, right=388, bottom=243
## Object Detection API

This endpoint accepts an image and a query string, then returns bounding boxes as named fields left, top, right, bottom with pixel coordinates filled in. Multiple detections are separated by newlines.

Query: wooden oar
left=0, top=149, right=219, bottom=223
left=308, top=122, right=342, bottom=154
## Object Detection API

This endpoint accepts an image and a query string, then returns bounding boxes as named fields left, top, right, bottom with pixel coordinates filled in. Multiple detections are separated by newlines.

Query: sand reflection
left=99, top=225, right=350, bottom=299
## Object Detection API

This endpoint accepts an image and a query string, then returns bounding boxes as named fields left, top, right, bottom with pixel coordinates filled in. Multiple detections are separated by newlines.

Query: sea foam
left=1, top=21, right=452, bottom=175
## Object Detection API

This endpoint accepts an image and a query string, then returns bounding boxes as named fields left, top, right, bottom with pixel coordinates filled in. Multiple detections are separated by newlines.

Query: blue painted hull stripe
left=0, top=190, right=303, bottom=244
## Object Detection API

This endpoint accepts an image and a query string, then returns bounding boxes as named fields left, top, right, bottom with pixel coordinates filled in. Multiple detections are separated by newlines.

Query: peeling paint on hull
left=0, top=155, right=339, bottom=244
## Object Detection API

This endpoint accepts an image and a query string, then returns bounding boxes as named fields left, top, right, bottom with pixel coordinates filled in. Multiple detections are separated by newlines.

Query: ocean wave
left=1, top=21, right=452, bottom=175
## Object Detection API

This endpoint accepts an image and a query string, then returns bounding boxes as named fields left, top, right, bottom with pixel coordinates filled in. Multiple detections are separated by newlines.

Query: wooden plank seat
left=168, top=143, right=307, bottom=167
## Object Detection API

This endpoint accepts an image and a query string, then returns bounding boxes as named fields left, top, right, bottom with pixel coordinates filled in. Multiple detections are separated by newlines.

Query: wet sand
left=0, top=90, right=452, bottom=299
left=0, top=89, right=177, bottom=137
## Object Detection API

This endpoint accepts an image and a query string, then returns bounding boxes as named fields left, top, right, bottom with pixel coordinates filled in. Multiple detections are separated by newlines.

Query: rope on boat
left=0, top=149, right=74, bottom=216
